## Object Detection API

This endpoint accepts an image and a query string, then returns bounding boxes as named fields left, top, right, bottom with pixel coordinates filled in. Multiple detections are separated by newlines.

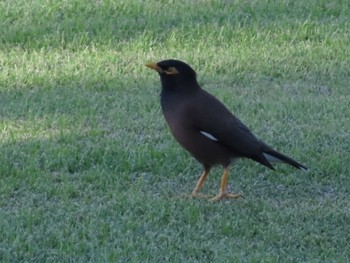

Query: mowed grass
left=1, top=0, right=350, bottom=261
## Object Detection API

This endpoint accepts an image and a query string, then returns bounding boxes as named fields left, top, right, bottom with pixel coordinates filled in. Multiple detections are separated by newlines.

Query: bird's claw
left=191, top=192, right=213, bottom=199
left=191, top=191, right=244, bottom=201
left=210, top=192, right=243, bottom=202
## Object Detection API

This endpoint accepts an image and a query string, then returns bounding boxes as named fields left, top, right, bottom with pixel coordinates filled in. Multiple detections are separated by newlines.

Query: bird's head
left=146, top=59, right=198, bottom=91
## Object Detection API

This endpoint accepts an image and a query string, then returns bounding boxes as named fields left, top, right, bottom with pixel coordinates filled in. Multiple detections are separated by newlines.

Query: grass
left=1, top=0, right=350, bottom=261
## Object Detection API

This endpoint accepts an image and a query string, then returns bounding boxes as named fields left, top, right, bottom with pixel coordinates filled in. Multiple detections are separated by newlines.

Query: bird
left=145, top=59, right=307, bottom=201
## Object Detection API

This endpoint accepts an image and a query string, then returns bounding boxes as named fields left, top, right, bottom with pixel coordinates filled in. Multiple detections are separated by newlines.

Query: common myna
left=146, top=59, right=307, bottom=201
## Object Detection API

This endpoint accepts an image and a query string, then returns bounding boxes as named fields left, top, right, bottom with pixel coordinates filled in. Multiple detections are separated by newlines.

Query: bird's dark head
left=146, top=59, right=199, bottom=91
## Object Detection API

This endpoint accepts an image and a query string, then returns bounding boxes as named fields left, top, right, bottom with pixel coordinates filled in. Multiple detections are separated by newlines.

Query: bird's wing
left=186, top=89, right=265, bottom=159
left=186, top=90, right=307, bottom=170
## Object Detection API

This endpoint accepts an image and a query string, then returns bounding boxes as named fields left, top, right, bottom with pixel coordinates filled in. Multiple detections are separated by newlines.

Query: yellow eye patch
left=165, top=67, right=179, bottom=75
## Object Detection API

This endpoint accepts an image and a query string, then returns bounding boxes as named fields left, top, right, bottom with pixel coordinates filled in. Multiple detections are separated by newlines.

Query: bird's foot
left=210, top=192, right=243, bottom=202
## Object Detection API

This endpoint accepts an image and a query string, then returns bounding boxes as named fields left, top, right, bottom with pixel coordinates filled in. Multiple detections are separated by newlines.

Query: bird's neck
left=160, top=78, right=200, bottom=92
left=160, top=83, right=201, bottom=113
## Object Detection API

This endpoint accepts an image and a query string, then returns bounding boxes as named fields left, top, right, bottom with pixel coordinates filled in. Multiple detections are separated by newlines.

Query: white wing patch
left=200, top=131, right=218, bottom=141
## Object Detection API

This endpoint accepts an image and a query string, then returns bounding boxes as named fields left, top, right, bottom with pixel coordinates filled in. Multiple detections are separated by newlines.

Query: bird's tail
left=262, top=147, right=308, bottom=171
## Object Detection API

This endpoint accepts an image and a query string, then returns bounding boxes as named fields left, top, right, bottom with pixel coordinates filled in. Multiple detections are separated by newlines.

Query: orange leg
left=210, top=167, right=242, bottom=201
left=191, top=168, right=211, bottom=198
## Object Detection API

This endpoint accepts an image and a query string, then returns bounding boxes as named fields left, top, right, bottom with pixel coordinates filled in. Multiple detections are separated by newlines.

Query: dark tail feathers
left=262, top=148, right=308, bottom=171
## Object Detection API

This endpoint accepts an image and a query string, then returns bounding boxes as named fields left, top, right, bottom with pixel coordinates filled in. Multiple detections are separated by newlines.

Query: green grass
left=1, top=0, right=350, bottom=261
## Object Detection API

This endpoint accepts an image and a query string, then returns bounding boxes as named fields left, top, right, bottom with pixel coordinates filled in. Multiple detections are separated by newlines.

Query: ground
left=0, top=0, right=349, bottom=262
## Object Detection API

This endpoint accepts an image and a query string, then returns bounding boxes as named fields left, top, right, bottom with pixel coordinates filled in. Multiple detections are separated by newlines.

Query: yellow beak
left=145, top=62, right=163, bottom=73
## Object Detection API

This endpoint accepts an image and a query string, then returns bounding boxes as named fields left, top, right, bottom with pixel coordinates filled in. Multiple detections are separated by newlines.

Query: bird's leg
left=191, top=168, right=211, bottom=198
left=210, top=167, right=242, bottom=201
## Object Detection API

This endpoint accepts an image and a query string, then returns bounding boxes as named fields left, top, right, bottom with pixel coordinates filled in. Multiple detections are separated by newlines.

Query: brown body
left=146, top=59, right=307, bottom=201
left=161, top=88, right=241, bottom=168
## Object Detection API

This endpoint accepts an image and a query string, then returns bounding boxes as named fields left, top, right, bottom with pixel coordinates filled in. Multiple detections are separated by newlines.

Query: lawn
left=0, top=0, right=349, bottom=262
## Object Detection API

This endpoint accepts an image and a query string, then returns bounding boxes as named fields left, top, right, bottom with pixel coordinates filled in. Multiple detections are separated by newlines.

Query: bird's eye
left=165, top=67, right=179, bottom=75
